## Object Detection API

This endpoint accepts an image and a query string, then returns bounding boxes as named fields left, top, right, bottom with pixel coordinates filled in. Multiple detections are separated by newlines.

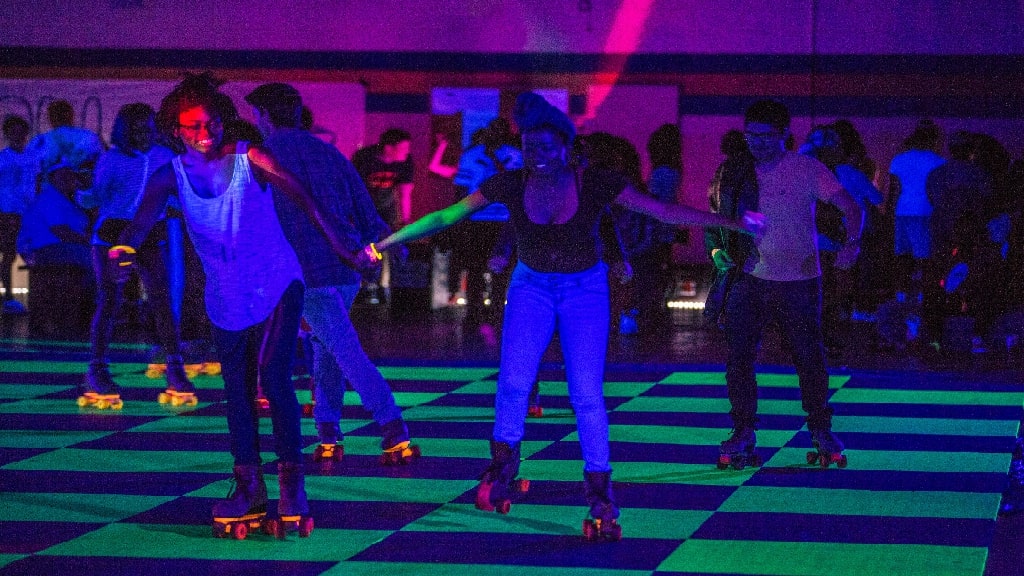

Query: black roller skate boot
left=582, top=470, right=622, bottom=541
left=78, top=361, right=123, bottom=410
left=380, top=418, right=421, bottom=465
left=313, top=421, right=344, bottom=464
left=476, top=440, right=530, bottom=514
left=808, top=428, right=848, bottom=469
left=717, top=426, right=761, bottom=470
left=212, top=464, right=269, bottom=539
left=158, top=355, right=198, bottom=407
left=266, top=461, right=313, bottom=538
left=527, top=381, right=543, bottom=418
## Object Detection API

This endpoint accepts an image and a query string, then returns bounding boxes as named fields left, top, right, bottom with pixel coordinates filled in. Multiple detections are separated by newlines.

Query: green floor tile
left=720, top=486, right=1001, bottom=519
left=0, top=554, right=25, bottom=569
left=1, top=492, right=174, bottom=523
left=520, top=459, right=754, bottom=487
left=328, top=562, right=651, bottom=576
left=39, top=523, right=390, bottom=562
left=658, top=539, right=988, bottom=576
left=599, top=425, right=796, bottom=447
left=659, top=371, right=850, bottom=389
left=616, top=396, right=808, bottom=415
left=0, top=384, right=71, bottom=399
left=831, top=388, right=1024, bottom=406
left=5, top=448, right=233, bottom=473
left=0, top=430, right=111, bottom=449
left=379, top=366, right=498, bottom=381
left=766, top=447, right=1014, bottom=474
left=831, top=415, right=1020, bottom=436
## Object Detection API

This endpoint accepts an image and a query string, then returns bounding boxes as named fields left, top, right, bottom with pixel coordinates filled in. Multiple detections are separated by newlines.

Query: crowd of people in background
left=1, top=78, right=1024, bottom=535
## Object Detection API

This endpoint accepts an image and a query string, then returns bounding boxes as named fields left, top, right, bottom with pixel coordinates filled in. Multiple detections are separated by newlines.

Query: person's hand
left=107, top=245, right=136, bottom=284
left=711, top=248, right=735, bottom=271
left=611, top=260, right=633, bottom=284
left=739, top=210, right=766, bottom=237
left=835, top=241, right=860, bottom=270
left=487, top=254, right=509, bottom=274
left=355, top=243, right=384, bottom=272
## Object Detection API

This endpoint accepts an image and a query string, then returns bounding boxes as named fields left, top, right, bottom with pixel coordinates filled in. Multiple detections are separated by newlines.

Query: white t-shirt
left=746, top=152, right=844, bottom=282
left=889, top=149, right=946, bottom=216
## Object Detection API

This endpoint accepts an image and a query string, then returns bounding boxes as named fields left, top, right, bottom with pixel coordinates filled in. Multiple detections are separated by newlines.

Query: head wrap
left=513, top=92, right=575, bottom=145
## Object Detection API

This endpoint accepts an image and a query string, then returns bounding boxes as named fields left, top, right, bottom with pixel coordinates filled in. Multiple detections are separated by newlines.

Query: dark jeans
left=211, top=280, right=304, bottom=466
left=90, top=241, right=181, bottom=362
left=724, top=273, right=833, bottom=430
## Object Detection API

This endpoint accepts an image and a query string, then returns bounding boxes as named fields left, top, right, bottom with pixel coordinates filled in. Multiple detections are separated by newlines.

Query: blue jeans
left=724, top=273, right=833, bottom=430
left=212, top=280, right=305, bottom=466
left=495, top=261, right=611, bottom=473
left=303, top=283, right=402, bottom=435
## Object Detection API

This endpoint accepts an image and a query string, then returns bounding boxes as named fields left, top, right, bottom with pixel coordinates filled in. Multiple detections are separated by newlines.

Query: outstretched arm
left=248, top=145, right=360, bottom=269
left=376, top=191, right=490, bottom=251
left=614, top=184, right=758, bottom=234
left=118, top=163, right=176, bottom=250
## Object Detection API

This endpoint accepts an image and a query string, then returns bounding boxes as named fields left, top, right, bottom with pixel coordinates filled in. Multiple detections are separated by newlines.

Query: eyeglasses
left=744, top=130, right=784, bottom=143
left=178, top=118, right=223, bottom=134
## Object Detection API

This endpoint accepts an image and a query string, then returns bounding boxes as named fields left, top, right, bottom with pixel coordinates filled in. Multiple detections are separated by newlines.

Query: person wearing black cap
left=358, top=91, right=762, bottom=540
left=244, top=83, right=419, bottom=466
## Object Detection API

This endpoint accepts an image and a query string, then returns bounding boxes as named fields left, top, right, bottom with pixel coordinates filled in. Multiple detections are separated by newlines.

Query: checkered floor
left=1, top=339, right=1021, bottom=576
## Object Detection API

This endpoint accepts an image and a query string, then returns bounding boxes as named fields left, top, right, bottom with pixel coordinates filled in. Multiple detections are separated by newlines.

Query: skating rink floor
left=0, top=333, right=1021, bottom=576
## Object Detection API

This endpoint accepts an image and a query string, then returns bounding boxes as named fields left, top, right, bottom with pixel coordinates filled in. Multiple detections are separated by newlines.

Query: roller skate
left=158, top=356, right=198, bottom=407
left=145, top=362, right=166, bottom=379
left=263, top=461, right=314, bottom=539
left=255, top=380, right=270, bottom=413
left=312, top=422, right=344, bottom=464
left=476, top=440, right=530, bottom=514
left=380, top=418, right=421, bottom=465
left=807, top=429, right=848, bottom=469
left=527, top=381, right=543, bottom=418
left=212, top=464, right=270, bottom=540
left=717, top=426, right=761, bottom=470
left=77, top=362, right=123, bottom=410
left=582, top=470, right=622, bottom=541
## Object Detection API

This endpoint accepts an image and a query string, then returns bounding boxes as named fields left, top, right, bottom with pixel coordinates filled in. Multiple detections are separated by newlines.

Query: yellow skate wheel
left=170, top=395, right=184, bottom=407
left=201, top=362, right=222, bottom=375
left=158, top=392, right=170, bottom=404
left=96, top=399, right=109, bottom=410
left=145, top=364, right=165, bottom=378
left=111, top=399, right=124, bottom=410
left=186, top=395, right=199, bottom=406
left=184, top=364, right=202, bottom=378
left=76, top=395, right=89, bottom=407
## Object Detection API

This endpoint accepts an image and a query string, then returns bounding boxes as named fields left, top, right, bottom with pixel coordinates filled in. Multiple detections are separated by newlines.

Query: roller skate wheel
left=475, top=481, right=496, bottom=512
left=603, top=520, right=623, bottom=541
left=527, top=405, right=544, bottom=418
left=186, top=395, right=198, bottom=406
left=516, top=478, right=530, bottom=493
left=170, top=395, right=184, bottom=407
left=145, top=366, right=164, bottom=379
left=583, top=518, right=599, bottom=540
left=298, top=516, right=314, bottom=537
left=262, top=518, right=278, bottom=536
left=212, top=521, right=226, bottom=538
left=201, top=362, right=221, bottom=375
left=837, top=454, right=848, bottom=468
left=158, top=392, right=170, bottom=404
left=731, top=459, right=746, bottom=471
left=819, top=454, right=832, bottom=469
left=111, top=399, right=123, bottom=410
left=301, top=403, right=314, bottom=417
left=806, top=451, right=819, bottom=465
left=96, top=399, right=109, bottom=410
left=749, top=453, right=763, bottom=467
left=76, top=396, right=89, bottom=407
left=231, top=522, right=248, bottom=540
left=495, top=499, right=512, bottom=514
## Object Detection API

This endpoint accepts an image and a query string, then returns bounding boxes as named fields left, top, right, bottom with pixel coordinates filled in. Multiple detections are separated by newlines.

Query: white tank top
left=172, top=142, right=302, bottom=330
